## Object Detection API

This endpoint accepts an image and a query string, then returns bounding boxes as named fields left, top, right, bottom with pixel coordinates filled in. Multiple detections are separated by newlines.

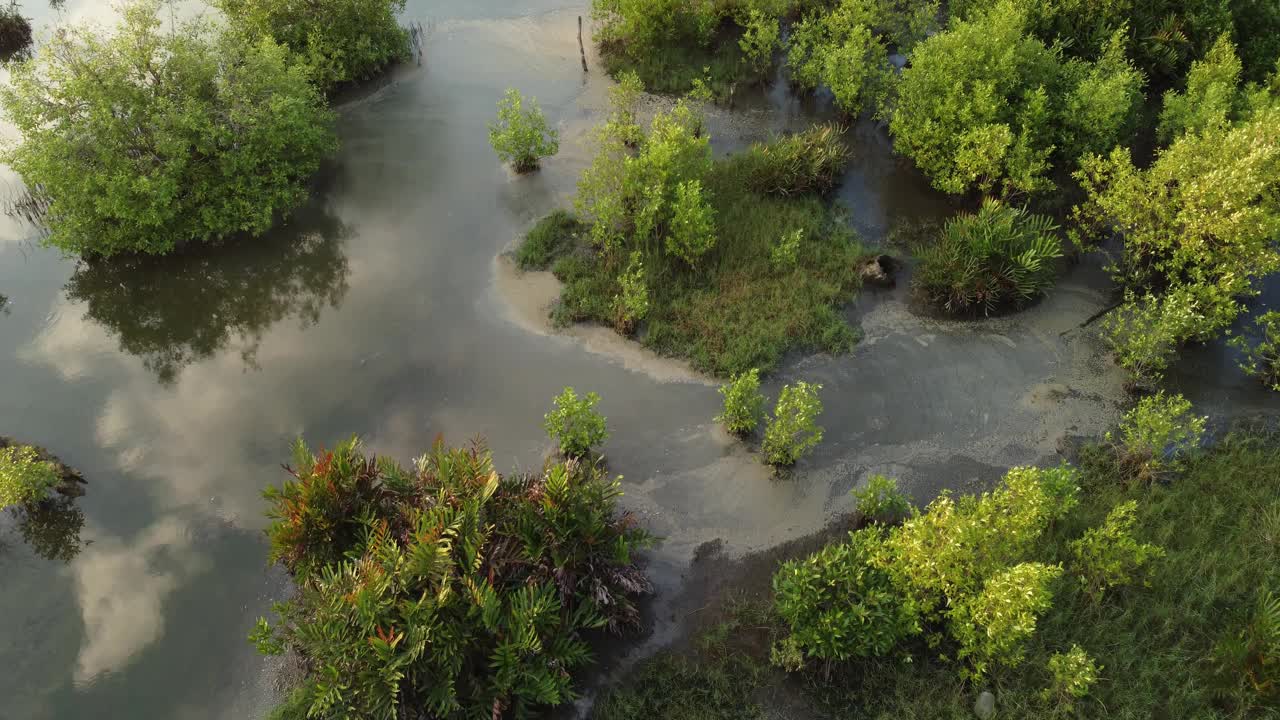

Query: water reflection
left=63, top=203, right=351, bottom=384
left=10, top=495, right=84, bottom=562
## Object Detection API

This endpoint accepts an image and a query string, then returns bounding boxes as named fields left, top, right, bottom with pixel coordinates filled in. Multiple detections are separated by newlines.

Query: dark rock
left=859, top=254, right=898, bottom=288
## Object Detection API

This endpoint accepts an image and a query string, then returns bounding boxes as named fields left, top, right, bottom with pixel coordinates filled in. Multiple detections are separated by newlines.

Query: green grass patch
left=593, top=430, right=1280, bottom=718
left=515, top=210, right=586, bottom=270
left=524, top=158, right=864, bottom=376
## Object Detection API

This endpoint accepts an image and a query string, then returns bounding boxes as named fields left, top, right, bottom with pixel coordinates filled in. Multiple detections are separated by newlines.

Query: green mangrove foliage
left=774, top=464, right=1081, bottom=679
left=787, top=0, right=938, bottom=114
left=214, top=0, right=408, bottom=91
left=0, top=444, right=58, bottom=509
left=253, top=437, right=652, bottom=720
left=772, top=529, right=921, bottom=664
left=591, top=0, right=802, bottom=94
left=716, top=368, right=766, bottom=436
left=0, top=0, right=336, bottom=257
left=489, top=88, right=560, bottom=173
left=890, top=1, right=1142, bottom=197
left=544, top=387, right=609, bottom=458
left=1073, top=67, right=1280, bottom=383
left=1231, top=311, right=1280, bottom=392
left=913, top=198, right=1061, bottom=314
left=762, top=381, right=823, bottom=467
left=952, top=0, right=1280, bottom=84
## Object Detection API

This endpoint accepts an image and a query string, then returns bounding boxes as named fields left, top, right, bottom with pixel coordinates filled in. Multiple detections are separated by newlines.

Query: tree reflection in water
left=10, top=496, right=85, bottom=563
left=64, top=202, right=351, bottom=384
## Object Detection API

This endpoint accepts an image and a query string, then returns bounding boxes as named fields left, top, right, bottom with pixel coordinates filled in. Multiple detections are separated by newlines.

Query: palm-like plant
left=914, top=198, right=1061, bottom=315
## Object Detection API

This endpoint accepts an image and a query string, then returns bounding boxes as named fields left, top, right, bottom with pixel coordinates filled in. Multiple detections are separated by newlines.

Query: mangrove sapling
left=736, top=8, right=779, bottom=79
left=1230, top=311, right=1280, bottom=392
left=214, top=0, right=408, bottom=91
left=613, top=250, right=649, bottom=333
left=851, top=473, right=911, bottom=523
left=1105, top=391, right=1205, bottom=484
left=0, top=444, right=58, bottom=508
left=1069, top=500, right=1165, bottom=602
left=1042, top=645, right=1102, bottom=715
left=716, top=368, right=765, bottom=436
left=0, top=0, right=336, bottom=257
left=545, top=386, right=609, bottom=457
left=489, top=88, right=560, bottom=173
left=762, top=382, right=823, bottom=467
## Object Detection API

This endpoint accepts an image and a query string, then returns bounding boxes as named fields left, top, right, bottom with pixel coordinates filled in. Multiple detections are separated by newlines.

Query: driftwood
left=0, top=435, right=87, bottom=497
left=578, top=16, right=588, bottom=72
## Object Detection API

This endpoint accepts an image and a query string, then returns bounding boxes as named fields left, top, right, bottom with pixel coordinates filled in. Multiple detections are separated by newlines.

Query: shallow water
left=0, top=2, right=1276, bottom=718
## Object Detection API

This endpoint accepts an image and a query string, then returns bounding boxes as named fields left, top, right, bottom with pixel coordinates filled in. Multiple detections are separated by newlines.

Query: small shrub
left=516, top=210, right=583, bottom=270
left=914, top=198, right=1061, bottom=314
left=739, top=124, right=850, bottom=197
left=1042, top=645, right=1101, bottom=713
left=762, top=381, right=823, bottom=467
left=950, top=562, right=1063, bottom=680
left=852, top=474, right=911, bottom=523
left=613, top=250, right=650, bottom=334
left=545, top=387, right=609, bottom=457
left=489, top=88, right=560, bottom=172
left=770, top=228, right=802, bottom=270
left=1107, top=391, right=1205, bottom=483
left=880, top=465, right=1079, bottom=622
left=1070, top=500, right=1165, bottom=601
left=737, top=8, right=780, bottom=77
left=773, top=528, right=920, bottom=665
left=0, top=444, right=59, bottom=509
left=666, top=179, right=716, bottom=265
left=1230, top=311, right=1280, bottom=392
left=716, top=368, right=765, bottom=436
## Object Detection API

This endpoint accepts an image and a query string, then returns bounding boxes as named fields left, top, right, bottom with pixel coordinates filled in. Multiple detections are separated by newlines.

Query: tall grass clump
left=914, top=198, right=1061, bottom=315
left=253, top=436, right=653, bottom=720
left=736, top=124, right=851, bottom=197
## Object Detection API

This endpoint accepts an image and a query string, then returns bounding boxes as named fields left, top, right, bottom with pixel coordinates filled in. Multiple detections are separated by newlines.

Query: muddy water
left=0, top=2, right=1273, bottom=718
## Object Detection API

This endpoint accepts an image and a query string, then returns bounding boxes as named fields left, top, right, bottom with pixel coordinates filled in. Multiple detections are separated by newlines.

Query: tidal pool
left=0, top=2, right=1273, bottom=718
